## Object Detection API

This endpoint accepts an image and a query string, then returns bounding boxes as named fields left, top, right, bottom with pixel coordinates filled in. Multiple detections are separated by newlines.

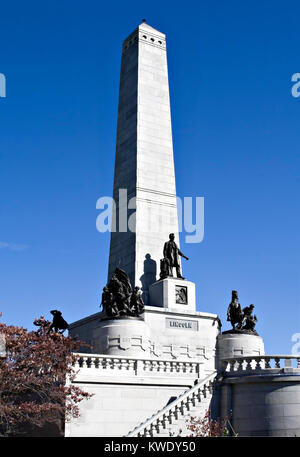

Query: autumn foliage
left=0, top=317, right=92, bottom=436
left=182, top=410, right=231, bottom=437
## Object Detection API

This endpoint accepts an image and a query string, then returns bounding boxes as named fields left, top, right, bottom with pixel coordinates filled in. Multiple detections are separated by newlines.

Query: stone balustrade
left=127, top=371, right=217, bottom=437
left=222, top=355, right=300, bottom=374
left=72, top=353, right=203, bottom=378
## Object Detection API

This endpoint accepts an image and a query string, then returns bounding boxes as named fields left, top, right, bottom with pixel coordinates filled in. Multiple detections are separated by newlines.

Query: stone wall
left=220, top=358, right=300, bottom=437
left=65, top=373, right=193, bottom=437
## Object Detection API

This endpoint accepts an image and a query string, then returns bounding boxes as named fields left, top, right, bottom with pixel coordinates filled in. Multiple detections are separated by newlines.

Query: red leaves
left=184, top=409, right=229, bottom=437
left=0, top=318, right=92, bottom=436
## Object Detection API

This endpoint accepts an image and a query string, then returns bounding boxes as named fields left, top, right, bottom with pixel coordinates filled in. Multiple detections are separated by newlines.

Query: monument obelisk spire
left=108, top=21, right=180, bottom=303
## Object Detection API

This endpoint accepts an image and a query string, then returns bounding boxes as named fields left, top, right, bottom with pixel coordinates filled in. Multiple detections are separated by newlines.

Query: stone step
left=126, top=373, right=217, bottom=437
left=150, top=394, right=213, bottom=437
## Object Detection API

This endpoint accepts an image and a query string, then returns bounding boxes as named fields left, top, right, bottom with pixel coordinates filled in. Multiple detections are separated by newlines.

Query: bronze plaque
left=175, top=285, right=188, bottom=304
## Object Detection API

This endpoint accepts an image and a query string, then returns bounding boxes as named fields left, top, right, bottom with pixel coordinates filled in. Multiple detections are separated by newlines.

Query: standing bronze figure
left=130, top=287, right=145, bottom=316
left=227, top=290, right=243, bottom=330
left=162, top=233, right=188, bottom=279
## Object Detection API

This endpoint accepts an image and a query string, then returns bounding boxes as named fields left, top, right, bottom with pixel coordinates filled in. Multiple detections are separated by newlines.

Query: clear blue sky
left=0, top=1, right=299, bottom=354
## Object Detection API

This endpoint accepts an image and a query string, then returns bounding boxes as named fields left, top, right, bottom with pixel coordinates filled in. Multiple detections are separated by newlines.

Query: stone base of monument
left=149, top=278, right=196, bottom=313
left=91, top=317, right=151, bottom=356
left=216, top=331, right=265, bottom=371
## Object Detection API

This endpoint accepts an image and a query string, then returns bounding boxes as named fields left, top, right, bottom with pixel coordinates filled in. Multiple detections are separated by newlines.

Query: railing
left=222, top=355, right=300, bottom=374
left=72, top=353, right=203, bottom=378
left=127, top=371, right=217, bottom=437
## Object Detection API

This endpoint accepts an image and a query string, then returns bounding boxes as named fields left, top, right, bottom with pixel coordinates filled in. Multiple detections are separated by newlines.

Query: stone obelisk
left=108, top=21, right=180, bottom=303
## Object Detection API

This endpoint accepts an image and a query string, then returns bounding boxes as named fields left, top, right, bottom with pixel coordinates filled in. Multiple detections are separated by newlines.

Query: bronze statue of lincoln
left=163, top=233, right=188, bottom=279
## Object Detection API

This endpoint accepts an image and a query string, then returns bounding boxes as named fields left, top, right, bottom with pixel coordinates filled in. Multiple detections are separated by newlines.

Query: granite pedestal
left=92, top=317, right=151, bottom=356
left=149, top=277, right=196, bottom=313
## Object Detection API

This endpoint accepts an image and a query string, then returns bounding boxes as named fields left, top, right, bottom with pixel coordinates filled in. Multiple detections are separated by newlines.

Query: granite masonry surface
left=108, top=22, right=180, bottom=304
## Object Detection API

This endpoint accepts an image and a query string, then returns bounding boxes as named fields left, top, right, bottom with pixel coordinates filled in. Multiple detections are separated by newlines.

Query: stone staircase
left=126, top=371, right=217, bottom=437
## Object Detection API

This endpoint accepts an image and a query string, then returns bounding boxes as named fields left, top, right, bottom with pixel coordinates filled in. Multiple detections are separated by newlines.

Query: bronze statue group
left=39, top=235, right=258, bottom=335
left=99, top=234, right=258, bottom=335
left=226, top=290, right=258, bottom=334
left=101, top=268, right=144, bottom=318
